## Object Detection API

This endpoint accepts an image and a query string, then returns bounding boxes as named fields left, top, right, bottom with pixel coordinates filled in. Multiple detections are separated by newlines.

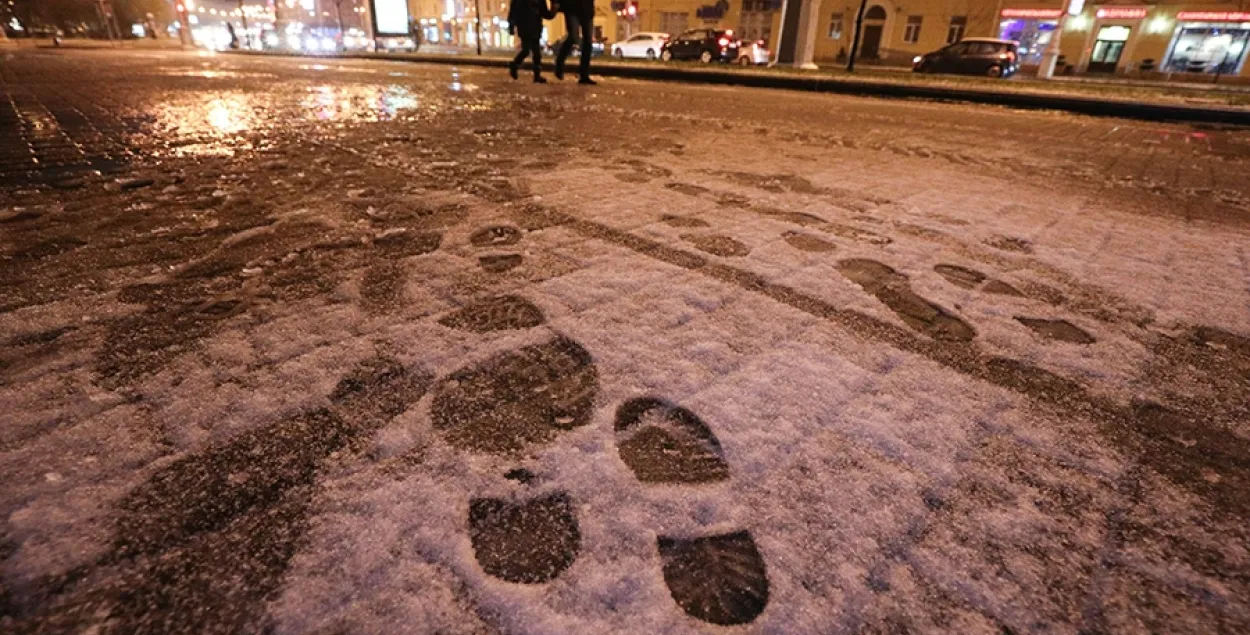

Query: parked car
left=611, top=32, right=669, bottom=60
left=660, top=29, right=739, bottom=63
left=912, top=38, right=1019, bottom=78
left=737, top=39, right=770, bottom=65
left=546, top=37, right=606, bottom=58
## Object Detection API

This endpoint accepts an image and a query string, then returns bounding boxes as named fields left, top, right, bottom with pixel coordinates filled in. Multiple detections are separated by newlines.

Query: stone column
left=773, top=0, right=821, bottom=68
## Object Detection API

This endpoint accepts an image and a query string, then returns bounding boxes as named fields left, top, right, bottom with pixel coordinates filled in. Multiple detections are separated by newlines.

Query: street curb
left=229, top=50, right=1250, bottom=126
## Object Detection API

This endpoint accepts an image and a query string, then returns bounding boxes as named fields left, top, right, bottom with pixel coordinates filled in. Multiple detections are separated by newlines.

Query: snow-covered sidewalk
left=2, top=50, right=1249, bottom=634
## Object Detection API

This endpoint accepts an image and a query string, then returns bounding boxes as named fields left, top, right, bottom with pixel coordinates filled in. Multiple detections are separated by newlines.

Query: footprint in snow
left=931, top=264, right=1096, bottom=345
left=429, top=266, right=770, bottom=625
left=470, top=224, right=524, bottom=273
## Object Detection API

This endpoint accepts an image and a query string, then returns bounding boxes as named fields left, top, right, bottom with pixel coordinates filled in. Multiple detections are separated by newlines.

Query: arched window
left=864, top=6, right=887, bottom=20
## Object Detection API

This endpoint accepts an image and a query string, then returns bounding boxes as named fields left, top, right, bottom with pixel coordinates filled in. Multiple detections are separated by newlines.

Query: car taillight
left=718, top=37, right=730, bottom=46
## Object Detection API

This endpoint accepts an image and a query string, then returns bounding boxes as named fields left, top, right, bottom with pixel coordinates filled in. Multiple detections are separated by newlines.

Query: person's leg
left=510, top=36, right=528, bottom=80
left=530, top=36, right=546, bottom=82
left=577, top=15, right=593, bottom=82
left=555, top=12, right=578, bottom=79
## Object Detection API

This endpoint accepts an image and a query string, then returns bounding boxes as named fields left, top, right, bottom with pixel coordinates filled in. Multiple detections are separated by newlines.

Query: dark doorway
left=860, top=24, right=883, bottom=59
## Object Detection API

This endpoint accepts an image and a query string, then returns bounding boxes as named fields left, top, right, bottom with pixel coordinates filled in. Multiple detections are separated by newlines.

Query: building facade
left=995, top=2, right=1250, bottom=77
left=766, top=0, right=1250, bottom=77
left=402, top=0, right=1250, bottom=79
left=794, top=0, right=997, bottom=63
left=405, top=0, right=778, bottom=51
left=410, top=0, right=520, bottom=49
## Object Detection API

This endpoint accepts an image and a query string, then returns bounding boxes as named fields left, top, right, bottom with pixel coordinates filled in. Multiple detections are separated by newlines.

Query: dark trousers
left=512, top=33, right=543, bottom=76
left=556, top=12, right=592, bottom=78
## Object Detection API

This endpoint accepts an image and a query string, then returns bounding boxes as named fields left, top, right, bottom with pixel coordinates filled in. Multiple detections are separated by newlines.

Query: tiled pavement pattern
left=2, top=48, right=1250, bottom=635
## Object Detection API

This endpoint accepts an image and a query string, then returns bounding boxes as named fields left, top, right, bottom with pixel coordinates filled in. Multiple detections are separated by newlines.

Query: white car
left=737, top=39, right=770, bottom=65
left=611, top=32, right=669, bottom=60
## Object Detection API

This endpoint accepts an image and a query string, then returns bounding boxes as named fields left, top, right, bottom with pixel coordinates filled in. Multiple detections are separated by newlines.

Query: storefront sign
left=1175, top=11, right=1250, bottom=22
left=1095, top=7, right=1147, bottom=20
left=371, top=0, right=411, bottom=36
left=1001, top=8, right=1063, bottom=19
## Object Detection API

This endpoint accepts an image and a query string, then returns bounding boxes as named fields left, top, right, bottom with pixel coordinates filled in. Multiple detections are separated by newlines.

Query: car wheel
left=614, top=48, right=624, bottom=58
left=661, top=49, right=672, bottom=62
left=646, top=49, right=656, bottom=60
left=700, top=50, right=713, bottom=64
left=986, top=64, right=1004, bottom=78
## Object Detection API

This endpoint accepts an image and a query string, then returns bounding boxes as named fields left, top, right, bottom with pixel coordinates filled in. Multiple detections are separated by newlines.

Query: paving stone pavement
left=2, top=48, right=1250, bottom=635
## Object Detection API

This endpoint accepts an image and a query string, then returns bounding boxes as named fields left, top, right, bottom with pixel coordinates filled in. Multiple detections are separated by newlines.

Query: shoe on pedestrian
left=509, top=63, right=519, bottom=80
left=554, top=61, right=565, bottom=80
left=578, top=76, right=597, bottom=85
left=533, top=75, right=548, bottom=83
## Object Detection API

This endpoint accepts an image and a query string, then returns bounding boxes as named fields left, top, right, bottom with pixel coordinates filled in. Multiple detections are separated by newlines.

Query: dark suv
left=912, top=38, right=1019, bottom=78
left=660, top=29, right=739, bottom=63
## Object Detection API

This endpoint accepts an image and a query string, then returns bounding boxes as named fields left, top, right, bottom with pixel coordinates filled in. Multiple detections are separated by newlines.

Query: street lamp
left=474, top=0, right=483, bottom=54
left=238, top=0, right=250, bottom=48
left=176, top=2, right=192, bottom=46
left=1037, top=0, right=1084, bottom=78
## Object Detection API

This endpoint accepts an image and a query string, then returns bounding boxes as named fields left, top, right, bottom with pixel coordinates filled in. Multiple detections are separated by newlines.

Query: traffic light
left=612, top=0, right=638, bottom=19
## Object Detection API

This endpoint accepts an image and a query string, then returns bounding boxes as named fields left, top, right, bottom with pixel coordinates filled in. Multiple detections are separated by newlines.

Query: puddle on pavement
left=139, top=83, right=430, bottom=158
left=157, top=68, right=279, bottom=80
left=449, top=70, right=478, bottom=92
left=302, top=84, right=421, bottom=122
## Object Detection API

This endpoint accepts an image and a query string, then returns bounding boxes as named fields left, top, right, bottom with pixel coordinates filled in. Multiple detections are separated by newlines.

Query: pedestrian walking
left=554, top=0, right=596, bottom=84
left=226, top=23, right=239, bottom=50
left=508, top=0, right=557, bottom=83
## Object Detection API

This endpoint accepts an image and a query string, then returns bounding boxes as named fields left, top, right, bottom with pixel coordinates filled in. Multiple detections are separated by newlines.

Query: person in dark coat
left=554, top=0, right=595, bottom=84
left=508, top=0, right=557, bottom=83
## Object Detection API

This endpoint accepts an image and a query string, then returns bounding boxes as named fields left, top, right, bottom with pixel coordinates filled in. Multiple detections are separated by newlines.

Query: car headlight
left=913, top=55, right=922, bottom=64
left=321, top=37, right=335, bottom=51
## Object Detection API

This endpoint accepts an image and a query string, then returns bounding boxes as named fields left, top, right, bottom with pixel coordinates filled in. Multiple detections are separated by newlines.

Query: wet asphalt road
left=2, top=48, right=1249, bottom=202
left=3, top=48, right=1250, bottom=634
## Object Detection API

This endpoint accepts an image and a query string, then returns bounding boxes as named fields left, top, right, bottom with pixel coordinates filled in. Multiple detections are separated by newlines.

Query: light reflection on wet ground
left=0, top=52, right=503, bottom=180
left=302, top=85, right=420, bottom=122
left=155, top=68, right=281, bottom=80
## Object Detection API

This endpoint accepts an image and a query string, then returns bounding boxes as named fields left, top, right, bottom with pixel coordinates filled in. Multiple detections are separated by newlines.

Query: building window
left=659, top=11, right=689, bottom=36
left=828, top=13, right=843, bottom=39
left=947, top=15, right=966, bottom=44
left=904, top=15, right=922, bottom=43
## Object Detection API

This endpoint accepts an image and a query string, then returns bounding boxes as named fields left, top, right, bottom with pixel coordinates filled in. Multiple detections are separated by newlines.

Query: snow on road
left=2, top=50, right=1249, bottom=634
